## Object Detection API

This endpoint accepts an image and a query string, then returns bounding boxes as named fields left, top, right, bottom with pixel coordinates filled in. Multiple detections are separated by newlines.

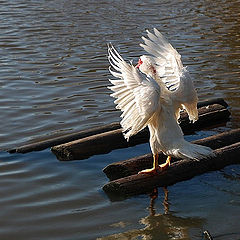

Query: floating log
left=8, top=122, right=120, bottom=154
left=103, top=142, right=240, bottom=198
left=52, top=103, right=230, bottom=161
left=103, top=128, right=240, bottom=180
left=196, top=97, right=228, bottom=108
left=8, top=98, right=228, bottom=154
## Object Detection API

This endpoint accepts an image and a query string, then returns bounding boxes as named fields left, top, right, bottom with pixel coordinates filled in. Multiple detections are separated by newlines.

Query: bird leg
left=138, top=154, right=171, bottom=174
left=159, top=156, right=171, bottom=171
left=138, top=153, right=159, bottom=174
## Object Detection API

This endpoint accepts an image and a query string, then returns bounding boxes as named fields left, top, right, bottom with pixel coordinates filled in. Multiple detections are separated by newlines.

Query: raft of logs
left=7, top=97, right=240, bottom=198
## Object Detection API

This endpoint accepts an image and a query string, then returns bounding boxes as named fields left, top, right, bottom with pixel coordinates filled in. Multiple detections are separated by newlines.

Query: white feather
left=140, top=29, right=198, bottom=122
left=108, top=43, right=161, bottom=139
left=107, top=30, right=214, bottom=160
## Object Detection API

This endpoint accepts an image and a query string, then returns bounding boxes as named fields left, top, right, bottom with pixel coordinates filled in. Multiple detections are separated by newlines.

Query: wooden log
left=102, top=142, right=240, bottom=199
left=8, top=122, right=120, bottom=154
left=103, top=128, right=240, bottom=180
left=52, top=103, right=230, bottom=161
left=8, top=98, right=228, bottom=154
left=196, top=97, right=228, bottom=108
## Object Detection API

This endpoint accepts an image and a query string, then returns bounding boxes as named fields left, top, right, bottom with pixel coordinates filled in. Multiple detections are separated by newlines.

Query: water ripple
left=0, top=0, right=240, bottom=239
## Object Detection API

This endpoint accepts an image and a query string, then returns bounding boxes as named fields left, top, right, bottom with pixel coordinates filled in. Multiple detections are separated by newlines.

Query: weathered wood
left=8, top=122, right=120, bottom=154
left=102, top=142, right=240, bottom=198
left=178, top=104, right=230, bottom=134
left=197, top=97, right=228, bottom=108
left=8, top=98, right=228, bottom=154
left=103, top=128, right=240, bottom=180
left=52, top=103, right=230, bottom=161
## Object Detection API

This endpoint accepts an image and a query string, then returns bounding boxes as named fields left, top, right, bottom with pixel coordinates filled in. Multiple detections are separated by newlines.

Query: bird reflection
left=98, top=188, right=204, bottom=240
left=148, top=187, right=169, bottom=216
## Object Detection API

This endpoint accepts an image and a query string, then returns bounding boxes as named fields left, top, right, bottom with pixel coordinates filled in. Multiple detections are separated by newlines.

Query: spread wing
left=108, top=44, right=161, bottom=140
left=140, top=28, right=198, bottom=122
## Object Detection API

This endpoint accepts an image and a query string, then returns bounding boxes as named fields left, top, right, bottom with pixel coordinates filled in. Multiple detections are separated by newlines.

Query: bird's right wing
left=108, top=44, right=161, bottom=140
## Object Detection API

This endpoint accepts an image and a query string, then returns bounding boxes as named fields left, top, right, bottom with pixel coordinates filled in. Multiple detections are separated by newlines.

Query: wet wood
left=8, top=98, right=228, bottom=154
left=8, top=122, right=120, bottom=154
left=196, top=97, right=228, bottom=108
left=102, top=142, right=240, bottom=198
left=51, top=103, right=230, bottom=161
left=103, top=128, right=240, bottom=180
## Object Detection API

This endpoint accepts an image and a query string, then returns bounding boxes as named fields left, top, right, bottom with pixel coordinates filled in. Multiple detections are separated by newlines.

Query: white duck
left=108, top=28, right=214, bottom=174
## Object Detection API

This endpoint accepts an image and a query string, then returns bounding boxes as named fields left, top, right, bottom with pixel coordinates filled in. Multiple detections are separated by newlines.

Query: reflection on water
left=98, top=188, right=204, bottom=240
left=0, top=0, right=239, bottom=239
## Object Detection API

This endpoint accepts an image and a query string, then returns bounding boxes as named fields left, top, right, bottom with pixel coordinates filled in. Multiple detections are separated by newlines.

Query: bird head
left=136, top=55, right=156, bottom=77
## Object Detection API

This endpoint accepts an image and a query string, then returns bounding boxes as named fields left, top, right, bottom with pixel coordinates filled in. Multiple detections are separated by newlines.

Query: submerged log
left=52, top=103, right=230, bottom=161
left=103, top=128, right=240, bottom=180
left=103, top=142, right=240, bottom=198
left=8, top=98, right=228, bottom=154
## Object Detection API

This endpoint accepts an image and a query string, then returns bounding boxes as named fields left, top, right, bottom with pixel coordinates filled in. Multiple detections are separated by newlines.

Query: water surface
left=0, top=0, right=239, bottom=239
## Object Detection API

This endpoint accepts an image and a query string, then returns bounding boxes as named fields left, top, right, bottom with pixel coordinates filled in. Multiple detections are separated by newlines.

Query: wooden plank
left=102, top=142, right=240, bottom=199
left=52, top=103, right=230, bottom=161
left=103, top=128, right=240, bottom=180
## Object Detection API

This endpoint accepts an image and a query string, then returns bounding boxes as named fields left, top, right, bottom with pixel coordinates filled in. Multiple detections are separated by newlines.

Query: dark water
left=0, top=0, right=240, bottom=239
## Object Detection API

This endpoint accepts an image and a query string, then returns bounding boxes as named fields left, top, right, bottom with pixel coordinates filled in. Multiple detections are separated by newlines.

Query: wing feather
left=140, top=29, right=198, bottom=122
left=140, top=28, right=182, bottom=91
left=108, top=43, right=161, bottom=140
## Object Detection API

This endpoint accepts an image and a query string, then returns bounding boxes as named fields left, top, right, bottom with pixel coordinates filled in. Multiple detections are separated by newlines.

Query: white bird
left=108, top=28, right=214, bottom=174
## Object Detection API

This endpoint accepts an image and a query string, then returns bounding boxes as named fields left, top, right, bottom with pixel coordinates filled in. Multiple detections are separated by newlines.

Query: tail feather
left=171, top=141, right=215, bottom=160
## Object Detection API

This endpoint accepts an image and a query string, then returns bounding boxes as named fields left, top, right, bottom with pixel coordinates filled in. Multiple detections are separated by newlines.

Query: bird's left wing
left=108, top=44, right=161, bottom=140
left=140, top=28, right=198, bottom=122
